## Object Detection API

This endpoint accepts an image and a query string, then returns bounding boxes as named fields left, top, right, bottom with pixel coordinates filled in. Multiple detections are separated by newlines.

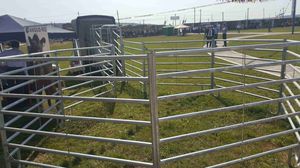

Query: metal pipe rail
left=150, top=54, right=210, bottom=58
left=123, top=40, right=144, bottom=45
left=60, top=60, right=111, bottom=72
left=5, top=127, right=151, bottom=146
left=143, top=40, right=205, bottom=44
left=0, top=93, right=149, bottom=104
left=207, top=144, right=300, bottom=168
left=253, top=48, right=283, bottom=52
left=159, top=94, right=300, bottom=122
left=6, top=99, right=59, bottom=142
left=226, top=39, right=285, bottom=42
left=283, top=82, right=300, bottom=115
left=215, top=77, right=278, bottom=93
left=157, top=83, right=211, bottom=87
left=139, top=39, right=284, bottom=45
left=9, top=114, right=55, bottom=157
left=0, top=110, right=151, bottom=126
left=113, top=31, right=121, bottom=39
left=124, top=46, right=143, bottom=51
left=61, top=62, right=114, bottom=92
left=157, top=58, right=300, bottom=79
left=77, top=67, right=113, bottom=77
left=149, top=47, right=206, bottom=51
left=160, top=111, right=300, bottom=143
left=221, top=71, right=274, bottom=82
left=283, top=94, right=300, bottom=127
left=126, top=68, right=143, bottom=77
left=12, top=160, right=65, bottom=168
left=153, top=62, right=212, bottom=65
left=2, top=75, right=60, bottom=133
left=1, top=70, right=57, bottom=94
left=216, top=85, right=273, bottom=100
left=0, top=45, right=113, bottom=59
left=281, top=104, right=300, bottom=142
left=129, top=59, right=143, bottom=65
left=0, top=61, right=53, bottom=76
left=114, top=45, right=122, bottom=54
left=64, top=89, right=113, bottom=110
left=161, top=128, right=300, bottom=164
left=0, top=54, right=147, bottom=62
left=2, top=74, right=58, bottom=111
left=126, top=63, right=143, bottom=72
left=147, top=61, right=233, bottom=67
left=120, top=39, right=286, bottom=58
left=288, top=50, right=300, bottom=59
left=163, top=76, right=210, bottom=79
left=62, top=80, right=95, bottom=91
left=155, top=41, right=300, bottom=57
left=69, top=82, right=111, bottom=97
left=158, top=77, right=300, bottom=101
left=255, top=68, right=281, bottom=73
left=0, top=75, right=147, bottom=82
left=8, top=143, right=153, bottom=167
left=215, top=54, right=280, bottom=62
left=4, top=89, right=59, bottom=127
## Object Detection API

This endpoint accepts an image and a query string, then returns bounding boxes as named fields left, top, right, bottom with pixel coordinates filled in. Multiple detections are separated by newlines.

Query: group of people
left=204, top=24, right=228, bottom=48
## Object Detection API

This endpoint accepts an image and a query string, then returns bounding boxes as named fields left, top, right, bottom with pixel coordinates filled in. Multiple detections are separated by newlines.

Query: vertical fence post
left=142, top=42, right=147, bottom=98
left=119, top=29, right=126, bottom=77
left=278, top=39, right=288, bottom=114
left=148, top=52, right=161, bottom=168
left=111, top=45, right=117, bottom=95
left=211, top=38, right=215, bottom=90
left=119, top=29, right=126, bottom=93
left=55, top=52, right=65, bottom=127
left=288, top=149, right=293, bottom=167
left=16, top=150, right=22, bottom=168
left=0, top=100, right=11, bottom=168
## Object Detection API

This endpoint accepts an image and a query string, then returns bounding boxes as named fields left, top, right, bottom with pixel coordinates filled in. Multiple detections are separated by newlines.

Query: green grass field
left=1, top=32, right=300, bottom=168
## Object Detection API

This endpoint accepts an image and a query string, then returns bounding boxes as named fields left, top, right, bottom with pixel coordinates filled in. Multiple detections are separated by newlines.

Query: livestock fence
left=1, top=38, right=300, bottom=167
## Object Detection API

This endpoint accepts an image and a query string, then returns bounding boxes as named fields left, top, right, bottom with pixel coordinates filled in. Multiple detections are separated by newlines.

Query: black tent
left=0, top=15, right=75, bottom=43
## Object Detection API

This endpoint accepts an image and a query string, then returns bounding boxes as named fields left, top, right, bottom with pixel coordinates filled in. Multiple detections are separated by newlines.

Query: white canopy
left=174, top=24, right=190, bottom=29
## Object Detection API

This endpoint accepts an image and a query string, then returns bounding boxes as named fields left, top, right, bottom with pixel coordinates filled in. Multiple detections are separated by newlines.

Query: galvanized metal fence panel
left=1, top=40, right=300, bottom=167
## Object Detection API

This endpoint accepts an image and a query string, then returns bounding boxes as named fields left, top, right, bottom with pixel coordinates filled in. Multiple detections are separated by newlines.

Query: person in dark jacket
left=213, top=25, right=219, bottom=47
left=204, top=26, right=210, bottom=47
left=205, top=25, right=214, bottom=48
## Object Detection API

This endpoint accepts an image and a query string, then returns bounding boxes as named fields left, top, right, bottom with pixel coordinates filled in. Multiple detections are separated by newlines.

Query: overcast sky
left=0, top=0, right=298, bottom=24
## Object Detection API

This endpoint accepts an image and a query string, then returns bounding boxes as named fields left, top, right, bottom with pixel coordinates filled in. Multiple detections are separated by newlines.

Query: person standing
left=213, top=25, right=219, bottom=47
left=204, top=26, right=210, bottom=47
left=237, top=23, right=241, bottom=33
left=206, top=26, right=214, bottom=48
left=222, top=24, right=228, bottom=47
left=268, top=20, right=272, bottom=32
